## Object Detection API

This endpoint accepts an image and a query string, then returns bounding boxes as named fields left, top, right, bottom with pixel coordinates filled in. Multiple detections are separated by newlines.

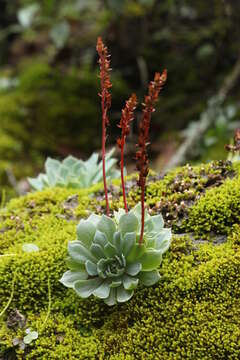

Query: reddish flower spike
left=137, top=70, right=167, bottom=244
left=117, top=94, right=137, bottom=212
left=96, top=37, right=112, bottom=216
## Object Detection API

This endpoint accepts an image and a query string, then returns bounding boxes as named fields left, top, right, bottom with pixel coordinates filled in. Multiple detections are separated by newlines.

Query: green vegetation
left=0, top=62, right=127, bottom=198
left=1, top=2, right=240, bottom=358
left=1, top=161, right=240, bottom=358
left=1, top=0, right=240, bottom=196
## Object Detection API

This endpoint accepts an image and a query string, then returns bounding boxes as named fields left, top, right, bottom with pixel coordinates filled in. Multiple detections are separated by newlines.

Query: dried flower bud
left=225, top=128, right=240, bottom=152
left=96, top=37, right=112, bottom=125
left=117, top=94, right=137, bottom=149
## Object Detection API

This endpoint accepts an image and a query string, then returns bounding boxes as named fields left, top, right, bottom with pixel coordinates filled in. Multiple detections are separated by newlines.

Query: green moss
left=128, top=160, right=238, bottom=232
left=1, top=163, right=240, bottom=358
left=0, top=313, right=102, bottom=359
left=186, top=175, right=240, bottom=236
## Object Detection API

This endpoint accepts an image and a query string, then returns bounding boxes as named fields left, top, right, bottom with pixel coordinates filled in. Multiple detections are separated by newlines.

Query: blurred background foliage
left=0, top=0, right=240, bottom=199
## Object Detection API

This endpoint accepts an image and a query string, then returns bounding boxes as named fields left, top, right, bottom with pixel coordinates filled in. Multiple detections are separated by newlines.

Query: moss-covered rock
left=1, top=161, right=240, bottom=359
left=129, top=160, right=239, bottom=232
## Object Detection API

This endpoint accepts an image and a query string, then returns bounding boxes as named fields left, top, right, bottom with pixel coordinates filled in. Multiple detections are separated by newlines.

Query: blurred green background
left=0, top=0, right=240, bottom=199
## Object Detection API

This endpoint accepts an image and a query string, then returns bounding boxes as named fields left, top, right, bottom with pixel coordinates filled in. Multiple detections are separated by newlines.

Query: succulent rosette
left=28, top=148, right=120, bottom=191
left=60, top=204, right=171, bottom=305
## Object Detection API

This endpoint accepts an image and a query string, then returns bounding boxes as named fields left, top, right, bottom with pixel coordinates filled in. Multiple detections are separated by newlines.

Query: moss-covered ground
left=1, top=161, right=240, bottom=359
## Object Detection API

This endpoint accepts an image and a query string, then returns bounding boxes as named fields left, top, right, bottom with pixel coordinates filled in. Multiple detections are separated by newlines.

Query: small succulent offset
left=60, top=37, right=171, bottom=305
left=28, top=148, right=120, bottom=191
left=23, top=328, right=38, bottom=345
left=60, top=204, right=171, bottom=305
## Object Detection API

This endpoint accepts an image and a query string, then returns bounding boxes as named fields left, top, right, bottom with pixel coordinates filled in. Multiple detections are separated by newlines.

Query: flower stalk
left=117, top=94, right=137, bottom=212
left=136, top=70, right=167, bottom=244
left=97, top=37, right=112, bottom=216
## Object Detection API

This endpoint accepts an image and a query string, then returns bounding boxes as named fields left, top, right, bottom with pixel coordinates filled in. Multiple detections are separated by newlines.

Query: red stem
left=139, top=179, right=145, bottom=244
left=120, top=144, right=128, bottom=212
left=101, top=91, right=110, bottom=216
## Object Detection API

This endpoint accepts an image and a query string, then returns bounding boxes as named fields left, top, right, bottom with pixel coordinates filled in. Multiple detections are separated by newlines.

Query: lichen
left=1, top=161, right=240, bottom=359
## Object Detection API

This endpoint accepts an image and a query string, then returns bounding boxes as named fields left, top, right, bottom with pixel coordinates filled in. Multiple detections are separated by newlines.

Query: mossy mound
left=1, top=161, right=240, bottom=359
left=129, top=160, right=239, bottom=233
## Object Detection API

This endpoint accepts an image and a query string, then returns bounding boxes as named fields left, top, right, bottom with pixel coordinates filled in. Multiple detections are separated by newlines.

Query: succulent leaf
left=122, top=232, right=136, bottom=256
left=113, top=231, right=123, bottom=253
left=123, top=275, right=139, bottom=290
left=88, top=213, right=101, bottom=226
left=148, top=214, right=164, bottom=232
left=85, top=152, right=99, bottom=168
left=45, top=157, right=60, bottom=173
left=130, top=203, right=150, bottom=223
left=117, top=287, right=134, bottom=303
left=114, top=208, right=125, bottom=223
left=68, top=241, right=97, bottom=264
left=110, top=280, right=122, bottom=288
left=72, top=161, right=84, bottom=176
left=155, top=228, right=172, bottom=253
left=125, top=262, right=142, bottom=276
left=93, top=230, right=108, bottom=248
left=85, top=260, right=98, bottom=276
left=23, top=330, right=38, bottom=345
left=97, top=215, right=116, bottom=242
left=59, top=165, right=69, bottom=184
left=90, top=243, right=106, bottom=260
left=66, top=257, right=85, bottom=271
left=119, top=213, right=139, bottom=235
left=138, top=270, right=161, bottom=286
left=105, top=147, right=115, bottom=160
left=126, top=243, right=146, bottom=263
left=139, top=250, right=163, bottom=271
left=28, top=177, right=43, bottom=191
left=76, top=220, right=96, bottom=248
left=105, top=288, right=117, bottom=306
left=92, top=280, right=111, bottom=299
left=74, top=278, right=103, bottom=298
left=104, top=243, right=117, bottom=258
left=59, top=270, right=88, bottom=288
left=62, top=155, right=77, bottom=167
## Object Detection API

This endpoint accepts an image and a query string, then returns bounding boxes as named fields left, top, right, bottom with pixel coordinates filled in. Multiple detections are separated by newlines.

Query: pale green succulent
left=60, top=203, right=171, bottom=305
left=28, top=148, right=120, bottom=191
